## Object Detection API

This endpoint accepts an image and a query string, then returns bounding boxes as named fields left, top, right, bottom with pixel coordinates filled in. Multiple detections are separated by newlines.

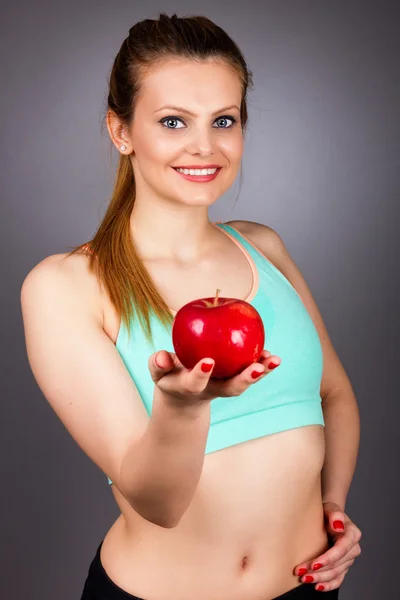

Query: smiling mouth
left=172, top=166, right=222, bottom=175
left=171, top=166, right=223, bottom=182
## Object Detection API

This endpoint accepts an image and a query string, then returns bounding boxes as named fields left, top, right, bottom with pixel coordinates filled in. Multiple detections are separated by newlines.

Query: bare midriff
left=100, top=425, right=328, bottom=600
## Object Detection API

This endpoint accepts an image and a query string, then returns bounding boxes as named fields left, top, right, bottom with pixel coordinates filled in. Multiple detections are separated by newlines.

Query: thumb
left=323, top=502, right=345, bottom=532
left=149, top=350, right=175, bottom=384
left=332, top=513, right=345, bottom=532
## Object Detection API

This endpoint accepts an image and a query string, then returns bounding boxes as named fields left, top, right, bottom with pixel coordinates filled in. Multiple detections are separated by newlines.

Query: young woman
left=21, top=13, right=361, bottom=600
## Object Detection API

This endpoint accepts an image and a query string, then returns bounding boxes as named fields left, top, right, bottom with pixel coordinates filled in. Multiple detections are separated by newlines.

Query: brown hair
left=65, top=12, right=254, bottom=345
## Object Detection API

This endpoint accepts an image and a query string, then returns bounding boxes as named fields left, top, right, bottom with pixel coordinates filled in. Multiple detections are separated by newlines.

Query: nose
left=186, top=127, right=214, bottom=156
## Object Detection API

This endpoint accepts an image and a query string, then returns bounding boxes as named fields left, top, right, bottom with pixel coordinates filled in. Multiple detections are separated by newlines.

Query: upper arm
left=20, top=257, right=150, bottom=494
left=225, top=220, right=353, bottom=401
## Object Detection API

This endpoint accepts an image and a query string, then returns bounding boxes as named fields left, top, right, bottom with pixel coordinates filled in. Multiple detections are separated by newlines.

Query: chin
left=166, top=189, right=220, bottom=206
left=185, top=194, right=221, bottom=206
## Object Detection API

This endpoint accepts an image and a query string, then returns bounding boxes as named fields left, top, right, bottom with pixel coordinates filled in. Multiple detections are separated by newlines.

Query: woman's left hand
left=293, top=501, right=362, bottom=592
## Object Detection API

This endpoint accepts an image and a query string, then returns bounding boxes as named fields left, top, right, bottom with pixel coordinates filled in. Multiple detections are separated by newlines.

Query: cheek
left=219, top=134, right=243, bottom=163
left=135, top=124, right=178, bottom=165
left=142, top=138, right=175, bottom=164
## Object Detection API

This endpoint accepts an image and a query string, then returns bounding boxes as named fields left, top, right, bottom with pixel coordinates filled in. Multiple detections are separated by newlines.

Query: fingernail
left=317, top=585, right=325, bottom=591
left=333, top=520, right=344, bottom=530
left=268, top=361, right=279, bottom=370
left=155, top=353, right=163, bottom=368
left=251, top=370, right=264, bottom=379
left=297, top=568, right=307, bottom=576
left=304, top=575, right=314, bottom=583
left=312, top=563, right=323, bottom=571
left=201, top=362, right=213, bottom=373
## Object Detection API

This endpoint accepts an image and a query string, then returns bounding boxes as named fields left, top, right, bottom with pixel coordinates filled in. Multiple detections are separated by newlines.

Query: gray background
left=1, top=1, right=398, bottom=598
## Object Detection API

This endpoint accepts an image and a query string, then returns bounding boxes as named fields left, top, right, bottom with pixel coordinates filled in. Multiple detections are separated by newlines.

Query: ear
left=106, top=109, right=133, bottom=154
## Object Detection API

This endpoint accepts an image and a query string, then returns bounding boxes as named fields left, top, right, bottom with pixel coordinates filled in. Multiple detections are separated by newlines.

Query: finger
left=308, top=543, right=361, bottom=574
left=219, top=363, right=265, bottom=397
left=244, top=354, right=281, bottom=380
left=148, top=350, right=176, bottom=384
left=299, top=533, right=352, bottom=575
left=301, top=559, right=353, bottom=584
left=307, top=558, right=354, bottom=584
left=312, top=568, right=348, bottom=593
left=182, top=358, right=215, bottom=395
left=215, top=356, right=281, bottom=398
left=258, top=350, right=280, bottom=368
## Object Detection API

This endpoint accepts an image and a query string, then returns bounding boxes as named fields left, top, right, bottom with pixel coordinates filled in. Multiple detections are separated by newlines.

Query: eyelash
left=159, top=115, right=238, bottom=130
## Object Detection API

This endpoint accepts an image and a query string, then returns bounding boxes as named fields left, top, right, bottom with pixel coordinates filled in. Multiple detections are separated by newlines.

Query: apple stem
left=214, top=289, right=221, bottom=306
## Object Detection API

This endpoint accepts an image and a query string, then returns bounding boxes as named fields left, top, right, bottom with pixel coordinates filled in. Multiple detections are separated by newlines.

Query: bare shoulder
left=223, top=219, right=277, bottom=239
left=223, top=220, right=285, bottom=260
left=21, top=250, right=103, bottom=326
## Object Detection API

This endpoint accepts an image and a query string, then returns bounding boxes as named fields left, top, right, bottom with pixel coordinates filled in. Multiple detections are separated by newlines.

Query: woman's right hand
left=148, top=349, right=281, bottom=408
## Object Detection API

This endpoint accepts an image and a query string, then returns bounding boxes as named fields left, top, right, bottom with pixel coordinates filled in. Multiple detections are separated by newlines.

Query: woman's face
left=127, top=58, right=244, bottom=208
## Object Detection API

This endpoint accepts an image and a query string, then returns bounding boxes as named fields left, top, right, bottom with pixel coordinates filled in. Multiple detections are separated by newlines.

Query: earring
left=120, top=145, right=126, bottom=151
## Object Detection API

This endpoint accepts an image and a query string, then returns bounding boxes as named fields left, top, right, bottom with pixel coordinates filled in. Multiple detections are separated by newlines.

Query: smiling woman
left=110, top=57, right=245, bottom=237
left=19, top=11, right=350, bottom=600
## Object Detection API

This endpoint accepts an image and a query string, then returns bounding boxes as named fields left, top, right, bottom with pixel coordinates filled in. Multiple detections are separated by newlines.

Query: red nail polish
left=251, top=370, right=263, bottom=379
left=312, top=563, right=323, bottom=571
left=333, top=520, right=344, bottom=530
left=297, top=568, right=307, bottom=576
left=317, top=585, right=325, bottom=591
left=201, top=362, right=213, bottom=372
left=304, top=575, right=314, bottom=583
left=268, top=361, right=279, bottom=369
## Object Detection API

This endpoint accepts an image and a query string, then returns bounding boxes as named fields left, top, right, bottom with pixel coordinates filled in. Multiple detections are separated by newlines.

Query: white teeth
left=175, top=167, right=218, bottom=176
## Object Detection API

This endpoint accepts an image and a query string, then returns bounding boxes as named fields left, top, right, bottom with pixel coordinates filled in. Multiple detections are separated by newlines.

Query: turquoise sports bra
left=106, top=222, right=324, bottom=485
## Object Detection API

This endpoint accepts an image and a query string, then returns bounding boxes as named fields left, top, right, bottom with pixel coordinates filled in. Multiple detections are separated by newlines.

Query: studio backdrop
left=1, top=1, right=398, bottom=599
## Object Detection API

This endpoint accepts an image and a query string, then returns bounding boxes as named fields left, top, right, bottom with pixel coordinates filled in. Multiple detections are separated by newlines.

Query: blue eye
left=213, top=116, right=237, bottom=128
left=159, top=115, right=238, bottom=129
left=160, top=117, right=185, bottom=129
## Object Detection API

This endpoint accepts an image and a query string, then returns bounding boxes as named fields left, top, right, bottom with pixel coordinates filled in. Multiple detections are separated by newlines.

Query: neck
left=129, top=195, right=218, bottom=263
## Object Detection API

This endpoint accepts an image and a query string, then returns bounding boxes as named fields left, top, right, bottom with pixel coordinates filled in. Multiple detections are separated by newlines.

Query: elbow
left=126, top=492, right=182, bottom=529
left=139, top=510, right=181, bottom=529
left=152, top=506, right=187, bottom=529
left=153, top=516, right=180, bottom=529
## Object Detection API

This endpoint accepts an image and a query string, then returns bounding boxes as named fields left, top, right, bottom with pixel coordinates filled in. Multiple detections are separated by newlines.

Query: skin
left=105, top=57, right=360, bottom=594
left=107, top=57, right=244, bottom=263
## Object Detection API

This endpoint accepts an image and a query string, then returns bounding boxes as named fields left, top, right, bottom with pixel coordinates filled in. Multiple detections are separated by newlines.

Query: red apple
left=172, top=289, right=265, bottom=380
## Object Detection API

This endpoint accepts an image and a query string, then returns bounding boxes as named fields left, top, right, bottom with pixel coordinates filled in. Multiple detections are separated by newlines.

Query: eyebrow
left=154, top=104, right=240, bottom=116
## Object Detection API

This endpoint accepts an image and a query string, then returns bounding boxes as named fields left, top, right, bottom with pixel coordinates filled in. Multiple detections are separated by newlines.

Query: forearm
left=120, top=388, right=211, bottom=528
left=320, top=384, right=361, bottom=512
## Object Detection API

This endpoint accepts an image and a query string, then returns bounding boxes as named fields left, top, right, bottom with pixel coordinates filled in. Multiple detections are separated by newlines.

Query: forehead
left=138, top=59, right=242, bottom=111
